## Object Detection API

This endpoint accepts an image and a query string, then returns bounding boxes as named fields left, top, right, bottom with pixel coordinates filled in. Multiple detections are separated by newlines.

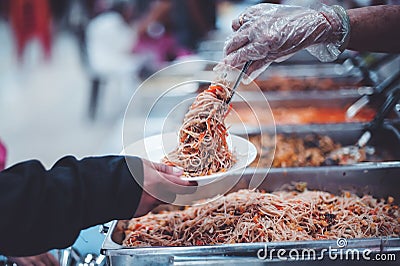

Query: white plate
left=123, top=132, right=257, bottom=184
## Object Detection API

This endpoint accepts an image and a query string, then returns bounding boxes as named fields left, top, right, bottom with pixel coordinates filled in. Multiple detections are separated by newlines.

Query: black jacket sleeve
left=0, top=155, right=144, bottom=257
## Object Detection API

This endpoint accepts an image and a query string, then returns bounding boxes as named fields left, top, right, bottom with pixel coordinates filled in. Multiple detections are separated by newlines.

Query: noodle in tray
left=123, top=189, right=400, bottom=247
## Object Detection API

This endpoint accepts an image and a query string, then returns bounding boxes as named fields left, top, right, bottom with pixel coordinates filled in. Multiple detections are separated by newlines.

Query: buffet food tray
left=147, top=87, right=378, bottom=131
left=113, top=91, right=400, bottom=264
left=231, top=91, right=375, bottom=112
left=228, top=89, right=395, bottom=128
left=102, top=120, right=400, bottom=265
left=196, top=62, right=369, bottom=100
left=102, top=163, right=400, bottom=265
left=254, top=64, right=365, bottom=94
left=247, top=122, right=400, bottom=167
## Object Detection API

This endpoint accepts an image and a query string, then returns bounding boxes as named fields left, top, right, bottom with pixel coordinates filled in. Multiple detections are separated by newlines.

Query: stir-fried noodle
left=124, top=189, right=400, bottom=247
left=163, top=84, right=236, bottom=176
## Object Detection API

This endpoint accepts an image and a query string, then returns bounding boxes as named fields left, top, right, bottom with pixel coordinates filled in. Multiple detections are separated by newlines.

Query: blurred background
left=0, top=0, right=399, bottom=264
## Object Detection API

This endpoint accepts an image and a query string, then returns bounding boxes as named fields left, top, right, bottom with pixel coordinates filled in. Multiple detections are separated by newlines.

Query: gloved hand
left=215, top=3, right=350, bottom=83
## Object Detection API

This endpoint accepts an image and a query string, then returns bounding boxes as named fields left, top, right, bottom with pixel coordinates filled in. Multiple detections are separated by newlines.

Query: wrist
left=331, top=5, right=351, bottom=52
left=305, top=4, right=350, bottom=62
left=320, top=5, right=350, bottom=47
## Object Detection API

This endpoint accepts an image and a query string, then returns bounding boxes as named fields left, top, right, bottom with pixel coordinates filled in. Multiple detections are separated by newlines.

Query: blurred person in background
left=216, top=2, right=400, bottom=81
left=84, top=0, right=137, bottom=119
left=134, top=0, right=217, bottom=50
left=0, top=155, right=196, bottom=261
left=8, top=0, right=53, bottom=62
left=171, top=0, right=217, bottom=51
left=43, top=0, right=217, bottom=119
left=132, top=0, right=216, bottom=72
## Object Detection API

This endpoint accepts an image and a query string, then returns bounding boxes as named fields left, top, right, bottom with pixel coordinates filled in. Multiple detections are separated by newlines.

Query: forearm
left=0, top=156, right=143, bottom=256
left=346, top=5, right=400, bottom=53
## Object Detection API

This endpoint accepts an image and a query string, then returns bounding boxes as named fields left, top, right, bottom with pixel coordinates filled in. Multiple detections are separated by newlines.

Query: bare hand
left=134, top=159, right=197, bottom=217
left=8, top=252, right=59, bottom=266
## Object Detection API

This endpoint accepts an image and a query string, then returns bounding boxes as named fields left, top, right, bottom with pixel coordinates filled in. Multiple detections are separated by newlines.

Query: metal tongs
left=346, top=70, right=400, bottom=119
left=347, top=53, right=399, bottom=87
left=226, top=61, right=253, bottom=104
left=329, top=87, right=400, bottom=163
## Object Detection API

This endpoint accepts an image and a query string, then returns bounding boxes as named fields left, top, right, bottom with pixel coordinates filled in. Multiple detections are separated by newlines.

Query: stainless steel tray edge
left=102, top=230, right=400, bottom=257
left=101, top=220, right=124, bottom=252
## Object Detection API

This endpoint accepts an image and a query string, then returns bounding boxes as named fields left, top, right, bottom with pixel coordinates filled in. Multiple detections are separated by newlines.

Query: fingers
left=232, top=4, right=264, bottom=31
left=7, top=256, right=49, bottom=266
left=36, top=254, right=52, bottom=266
left=150, top=161, right=183, bottom=176
left=147, top=171, right=197, bottom=197
left=231, top=17, right=241, bottom=31
left=45, top=253, right=60, bottom=266
left=10, top=255, right=48, bottom=266
left=162, top=173, right=198, bottom=193
left=232, top=14, right=251, bottom=31
left=224, top=32, right=250, bottom=56
left=143, top=160, right=197, bottom=188
left=223, top=46, right=254, bottom=71
left=30, top=260, right=47, bottom=266
left=142, top=159, right=198, bottom=198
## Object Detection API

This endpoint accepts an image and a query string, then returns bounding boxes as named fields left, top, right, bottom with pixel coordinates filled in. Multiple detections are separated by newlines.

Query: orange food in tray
left=255, top=77, right=361, bottom=91
left=226, top=106, right=375, bottom=126
left=272, top=106, right=375, bottom=124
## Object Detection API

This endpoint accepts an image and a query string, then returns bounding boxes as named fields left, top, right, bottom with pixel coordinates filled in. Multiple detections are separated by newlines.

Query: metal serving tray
left=103, top=123, right=400, bottom=265
left=255, top=63, right=363, bottom=83
left=113, top=95, right=400, bottom=265
left=228, top=89, right=399, bottom=130
left=232, top=91, right=375, bottom=111
left=249, top=122, right=400, bottom=165
left=146, top=87, right=378, bottom=136
left=102, top=120, right=400, bottom=265
left=102, top=163, right=400, bottom=265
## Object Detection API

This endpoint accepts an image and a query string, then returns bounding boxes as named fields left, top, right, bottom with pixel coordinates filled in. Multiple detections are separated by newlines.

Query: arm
left=347, top=5, right=400, bottom=53
left=217, top=3, right=400, bottom=82
left=0, top=156, right=144, bottom=257
left=7, top=252, right=59, bottom=266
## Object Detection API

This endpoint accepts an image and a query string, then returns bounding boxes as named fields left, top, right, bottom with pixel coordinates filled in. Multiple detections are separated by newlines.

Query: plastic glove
left=215, top=3, right=350, bottom=83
